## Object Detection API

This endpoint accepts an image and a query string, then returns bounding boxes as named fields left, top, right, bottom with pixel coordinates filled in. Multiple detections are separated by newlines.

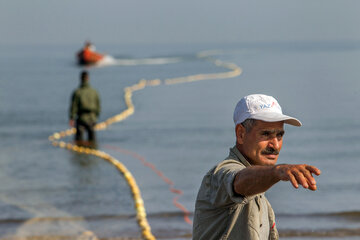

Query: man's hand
left=274, top=164, right=321, bottom=190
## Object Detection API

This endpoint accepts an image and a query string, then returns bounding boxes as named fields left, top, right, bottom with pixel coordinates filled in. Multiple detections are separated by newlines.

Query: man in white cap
left=192, top=94, right=321, bottom=240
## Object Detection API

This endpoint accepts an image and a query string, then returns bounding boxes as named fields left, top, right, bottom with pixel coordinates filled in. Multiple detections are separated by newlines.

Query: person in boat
left=192, top=94, right=321, bottom=240
left=69, top=71, right=101, bottom=143
left=77, top=41, right=104, bottom=65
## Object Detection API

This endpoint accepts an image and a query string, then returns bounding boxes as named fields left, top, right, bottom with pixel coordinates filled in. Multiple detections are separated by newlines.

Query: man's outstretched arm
left=233, top=164, right=321, bottom=197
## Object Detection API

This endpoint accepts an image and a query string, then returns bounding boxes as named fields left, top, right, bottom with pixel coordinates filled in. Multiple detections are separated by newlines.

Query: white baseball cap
left=233, top=94, right=302, bottom=127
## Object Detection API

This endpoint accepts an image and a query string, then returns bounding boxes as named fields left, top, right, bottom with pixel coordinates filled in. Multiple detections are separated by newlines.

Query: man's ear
left=235, top=124, right=246, bottom=145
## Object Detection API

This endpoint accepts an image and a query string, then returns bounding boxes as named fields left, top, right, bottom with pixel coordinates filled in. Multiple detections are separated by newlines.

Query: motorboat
left=77, top=42, right=105, bottom=65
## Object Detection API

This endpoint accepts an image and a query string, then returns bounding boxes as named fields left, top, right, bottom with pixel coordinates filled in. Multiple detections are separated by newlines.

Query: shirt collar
left=230, top=145, right=252, bottom=167
left=80, top=82, right=90, bottom=88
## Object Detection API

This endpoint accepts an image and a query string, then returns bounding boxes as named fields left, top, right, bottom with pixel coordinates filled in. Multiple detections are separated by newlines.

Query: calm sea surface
left=1, top=42, right=360, bottom=239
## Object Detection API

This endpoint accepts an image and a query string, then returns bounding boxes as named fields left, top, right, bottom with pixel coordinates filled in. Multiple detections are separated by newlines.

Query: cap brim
left=252, top=112, right=302, bottom=127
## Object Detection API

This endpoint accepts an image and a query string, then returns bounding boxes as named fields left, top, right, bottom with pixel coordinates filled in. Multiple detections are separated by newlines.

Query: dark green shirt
left=193, top=146, right=279, bottom=240
left=70, top=82, right=100, bottom=123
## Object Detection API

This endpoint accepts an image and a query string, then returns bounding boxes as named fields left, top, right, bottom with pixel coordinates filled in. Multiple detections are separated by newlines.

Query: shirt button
left=260, top=224, right=263, bottom=227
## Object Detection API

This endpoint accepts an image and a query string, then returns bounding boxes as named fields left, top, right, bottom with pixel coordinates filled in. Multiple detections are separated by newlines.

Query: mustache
left=261, top=147, right=279, bottom=155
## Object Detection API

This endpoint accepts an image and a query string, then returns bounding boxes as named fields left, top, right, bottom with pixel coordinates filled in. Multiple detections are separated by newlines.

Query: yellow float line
left=165, top=59, right=242, bottom=85
left=48, top=54, right=242, bottom=239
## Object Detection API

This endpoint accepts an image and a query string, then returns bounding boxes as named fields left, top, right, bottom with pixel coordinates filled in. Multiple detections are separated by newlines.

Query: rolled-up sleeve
left=210, top=160, right=247, bottom=206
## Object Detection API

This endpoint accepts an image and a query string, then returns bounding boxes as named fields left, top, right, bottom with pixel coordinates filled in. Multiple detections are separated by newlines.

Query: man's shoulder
left=212, top=157, right=246, bottom=176
left=72, top=88, right=81, bottom=96
left=88, top=87, right=99, bottom=94
left=80, top=86, right=98, bottom=94
left=201, top=147, right=247, bottom=182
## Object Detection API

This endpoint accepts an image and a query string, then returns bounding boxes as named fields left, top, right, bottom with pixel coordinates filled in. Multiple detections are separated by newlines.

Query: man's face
left=237, top=120, right=285, bottom=166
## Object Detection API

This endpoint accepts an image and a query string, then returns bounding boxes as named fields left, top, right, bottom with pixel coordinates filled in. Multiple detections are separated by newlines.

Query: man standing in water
left=69, top=71, right=101, bottom=143
left=192, top=94, right=321, bottom=240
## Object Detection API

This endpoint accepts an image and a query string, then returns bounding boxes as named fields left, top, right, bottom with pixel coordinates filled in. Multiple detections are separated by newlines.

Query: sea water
left=0, top=42, right=360, bottom=239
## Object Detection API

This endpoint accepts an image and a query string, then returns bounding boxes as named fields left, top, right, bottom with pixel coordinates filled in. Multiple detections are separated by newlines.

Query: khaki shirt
left=193, top=146, right=279, bottom=240
left=70, top=82, right=100, bottom=124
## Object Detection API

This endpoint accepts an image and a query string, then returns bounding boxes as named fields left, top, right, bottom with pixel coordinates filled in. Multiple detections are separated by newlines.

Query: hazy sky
left=1, top=0, right=359, bottom=45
